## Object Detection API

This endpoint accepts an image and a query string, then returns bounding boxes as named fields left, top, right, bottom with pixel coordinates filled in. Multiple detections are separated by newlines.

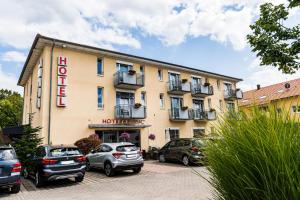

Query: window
left=116, top=62, right=133, bottom=72
left=226, top=102, right=235, bottom=111
left=141, top=92, right=146, bottom=106
left=140, top=65, right=144, bottom=75
left=217, top=80, right=220, bottom=89
left=158, top=69, right=163, bottom=81
left=169, top=129, right=179, bottom=140
left=208, top=98, right=212, bottom=109
left=159, top=93, right=164, bottom=109
left=97, top=87, right=103, bottom=108
left=219, top=100, right=223, bottom=110
left=97, top=58, right=103, bottom=75
left=292, top=105, right=300, bottom=113
left=193, top=128, right=205, bottom=138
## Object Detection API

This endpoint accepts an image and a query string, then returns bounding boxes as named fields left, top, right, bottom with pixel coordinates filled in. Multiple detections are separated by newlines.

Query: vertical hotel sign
left=57, top=56, right=67, bottom=107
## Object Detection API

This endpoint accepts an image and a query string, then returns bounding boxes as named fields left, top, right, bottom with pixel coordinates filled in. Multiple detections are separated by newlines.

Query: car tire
left=75, top=176, right=84, bottom=182
left=85, top=160, right=91, bottom=171
left=159, top=154, right=165, bottom=163
left=10, top=184, right=20, bottom=194
left=182, top=155, right=189, bottom=166
left=104, top=162, right=114, bottom=177
left=133, top=167, right=141, bottom=174
left=23, top=167, right=29, bottom=179
left=35, top=171, right=44, bottom=188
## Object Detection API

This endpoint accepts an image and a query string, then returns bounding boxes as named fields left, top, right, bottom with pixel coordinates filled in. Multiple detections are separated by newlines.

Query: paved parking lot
left=0, top=161, right=213, bottom=200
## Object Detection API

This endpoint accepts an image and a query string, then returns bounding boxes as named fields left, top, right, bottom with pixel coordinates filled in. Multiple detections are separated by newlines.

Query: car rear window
left=116, top=145, right=138, bottom=152
left=192, top=139, right=206, bottom=147
left=0, top=149, right=16, bottom=160
left=49, top=148, right=81, bottom=157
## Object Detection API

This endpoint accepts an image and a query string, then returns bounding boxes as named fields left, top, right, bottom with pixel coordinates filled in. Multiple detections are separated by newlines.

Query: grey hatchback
left=86, top=142, right=144, bottom=176
left=0, top=146, right=21, bottom=193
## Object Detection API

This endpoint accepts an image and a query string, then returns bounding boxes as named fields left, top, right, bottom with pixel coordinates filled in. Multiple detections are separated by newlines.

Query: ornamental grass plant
left=206, top=107, right=300, bottom=200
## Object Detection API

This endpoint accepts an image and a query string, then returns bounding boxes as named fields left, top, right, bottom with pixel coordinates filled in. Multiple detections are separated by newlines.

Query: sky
left=0, top=0, right=299, bottom=94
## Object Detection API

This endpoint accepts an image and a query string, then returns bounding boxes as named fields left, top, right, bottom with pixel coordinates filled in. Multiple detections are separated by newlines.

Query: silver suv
left=86, top=143, right=143, bottom=176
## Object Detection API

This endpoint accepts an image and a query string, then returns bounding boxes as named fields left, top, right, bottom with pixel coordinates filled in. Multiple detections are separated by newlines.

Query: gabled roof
left=239, top=78, right=300, bottom=107
left=18, top=34, right=243, bottom=86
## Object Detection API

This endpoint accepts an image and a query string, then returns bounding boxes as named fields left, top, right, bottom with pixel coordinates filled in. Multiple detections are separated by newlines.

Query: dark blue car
left=0, top=146, right=21, bottom=193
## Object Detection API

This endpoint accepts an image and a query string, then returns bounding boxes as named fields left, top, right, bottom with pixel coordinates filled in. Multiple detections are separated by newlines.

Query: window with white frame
left=226, top=102, right=235, bottom=112
left=97, top=58, right=103, bottom=75
left=158, top=69, right=163, bottom=81
left=208, top=98, right=212, bottom=109
left=159, top=93, right=164, bottom=109
left=292, top=105, right=300, bottom=113
left=141, top=92, right=146, bottom=106
left=165, top=128, right=179, bottom=142
left=193, top=128, right=205, bottom=138
left=97, top=87, right=104, bottom=108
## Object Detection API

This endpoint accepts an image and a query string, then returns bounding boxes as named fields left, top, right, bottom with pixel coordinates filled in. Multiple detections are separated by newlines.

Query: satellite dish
left=285, top=83, right=291, bottom=89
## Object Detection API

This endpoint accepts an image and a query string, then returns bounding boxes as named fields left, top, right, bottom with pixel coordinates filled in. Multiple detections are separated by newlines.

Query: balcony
left=167, top=80, right=191, bottom=95
left=224, top=89, right=243, bottom=100
left=193, top=109, right=217, bottom=121
left=114, top=71, right=144, bottom=90
left=115, top=104, right=146, bottom=119
left=191, top=84, right=214, bottom=97
left=169, top=107, right=193, bottom=121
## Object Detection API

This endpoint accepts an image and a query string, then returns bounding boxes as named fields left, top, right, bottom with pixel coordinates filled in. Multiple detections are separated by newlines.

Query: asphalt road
left=0, top=160, right=213, bottom=200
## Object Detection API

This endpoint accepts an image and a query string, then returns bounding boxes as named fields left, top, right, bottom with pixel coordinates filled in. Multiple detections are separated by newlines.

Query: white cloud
left=0, top=0, right=291, bottom=51
left=237, top=58, right=300, bottom=91
left=0, top=65, right=23, bottom=94
left=1, top=51, right=26, bottom=62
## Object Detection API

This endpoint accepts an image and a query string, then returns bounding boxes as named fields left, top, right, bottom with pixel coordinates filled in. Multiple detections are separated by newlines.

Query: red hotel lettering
left=59, top=76, right=66, bottom=85
left=59, top=66, right=67, bottom=75
left=58, top=56, right=67, bottom=66
left=58, top=96, right=65, bottom=106
left=59, top=86, right=66, bottom=96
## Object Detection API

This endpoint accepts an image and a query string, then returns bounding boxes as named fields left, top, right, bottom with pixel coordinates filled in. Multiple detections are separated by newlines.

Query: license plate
left=61, top=160, right=74, bottom=165
left=126, top=154, right=136, bottom=158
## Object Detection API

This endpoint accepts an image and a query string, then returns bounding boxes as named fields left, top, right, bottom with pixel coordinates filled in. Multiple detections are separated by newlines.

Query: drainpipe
left=47, top=40, right=55, bottom=144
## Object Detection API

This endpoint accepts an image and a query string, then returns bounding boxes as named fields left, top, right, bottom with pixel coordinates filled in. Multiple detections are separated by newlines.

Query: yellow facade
left=20, top=35, right=242, bottom=151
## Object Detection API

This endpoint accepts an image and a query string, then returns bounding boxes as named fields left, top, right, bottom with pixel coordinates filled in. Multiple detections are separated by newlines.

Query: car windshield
left=0, top=149, right=16, bottom=161
left=116, top=145, right=137, bottom=152
left=49, top=148, right=81, bottom=157
left=192, top=139, right=207, bottom=147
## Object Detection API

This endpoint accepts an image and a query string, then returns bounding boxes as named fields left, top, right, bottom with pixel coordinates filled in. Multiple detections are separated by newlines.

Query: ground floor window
left=95, top=130, right=140, bottom=147
left=165, top=128, right=179, bottom=142
left=193, top=128, right=205, bottom=138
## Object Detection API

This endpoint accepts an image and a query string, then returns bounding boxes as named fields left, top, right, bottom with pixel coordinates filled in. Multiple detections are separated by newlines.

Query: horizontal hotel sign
left=102, top=119, right=145, bottom=125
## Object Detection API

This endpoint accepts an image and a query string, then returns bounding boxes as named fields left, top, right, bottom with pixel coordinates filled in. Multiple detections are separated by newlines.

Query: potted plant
left=120, top=132, right=130, bottom=142
left=204, top=82, right=210, bottom=87
left=134, top=103, right=142, bottom=108
left=128, top=69, right=136, bottom=75
left=182, top=78, right=188, bottom=83
left=181, top=106, right=188, bottom=110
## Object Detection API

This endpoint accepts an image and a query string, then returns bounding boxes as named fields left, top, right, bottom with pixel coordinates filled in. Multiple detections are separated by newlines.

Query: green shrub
left=74, top=134, right=101, bottom=155
left=206, top=108, right=300, bottom=200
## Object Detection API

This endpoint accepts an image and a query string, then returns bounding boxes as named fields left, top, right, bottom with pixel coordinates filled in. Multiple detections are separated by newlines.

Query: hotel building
left=18, top=34, right=243, bottom=150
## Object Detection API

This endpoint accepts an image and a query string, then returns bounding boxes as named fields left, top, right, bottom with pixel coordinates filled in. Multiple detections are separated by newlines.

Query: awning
left=88, top=124, right=151, bottom=129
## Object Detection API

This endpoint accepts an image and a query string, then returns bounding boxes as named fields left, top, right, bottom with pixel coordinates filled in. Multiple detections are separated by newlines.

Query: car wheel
left=10, top=184, right=20, bottom=194
left=104, top=162, right=114, bottom=177
left=182, top=155, right=189, bottom=166
left=133, top=167, right=141, bottom=174
left=75, top=176, right=84, bottom=182
left=23, top=167, right=29, bottom=179
left=35, top=171, right=44, bottom=187
left=85, top=160, right=91, bottom=171
left=159, top=154, right=165, bottom=163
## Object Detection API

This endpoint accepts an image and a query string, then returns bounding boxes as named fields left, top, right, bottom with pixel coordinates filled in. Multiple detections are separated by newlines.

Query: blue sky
left=0, top=0, right=299, bottom=94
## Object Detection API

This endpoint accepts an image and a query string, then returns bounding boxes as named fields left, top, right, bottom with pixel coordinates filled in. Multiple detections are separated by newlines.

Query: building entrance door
left=95, top=130, right=141, bottom=147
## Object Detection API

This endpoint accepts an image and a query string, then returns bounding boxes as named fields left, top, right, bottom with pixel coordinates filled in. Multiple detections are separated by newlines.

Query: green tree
left=247, top=1, right=300, bottom=74
left=0, top=89, right=23, bottom=129
left=12, top=126, right=42, bottom=166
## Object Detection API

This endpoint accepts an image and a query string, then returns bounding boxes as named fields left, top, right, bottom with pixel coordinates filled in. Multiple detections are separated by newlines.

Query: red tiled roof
left=239, top=78, right=300, bottom=107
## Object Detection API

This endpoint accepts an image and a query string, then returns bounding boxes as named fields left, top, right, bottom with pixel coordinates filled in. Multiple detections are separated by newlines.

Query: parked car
left=86, top=142, right=144, bottom=176
left=23, top=145, right=86, bottom=187
left=158, top=138, right=208, bottom=166
left=0, top=145, right=21, bottom=193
